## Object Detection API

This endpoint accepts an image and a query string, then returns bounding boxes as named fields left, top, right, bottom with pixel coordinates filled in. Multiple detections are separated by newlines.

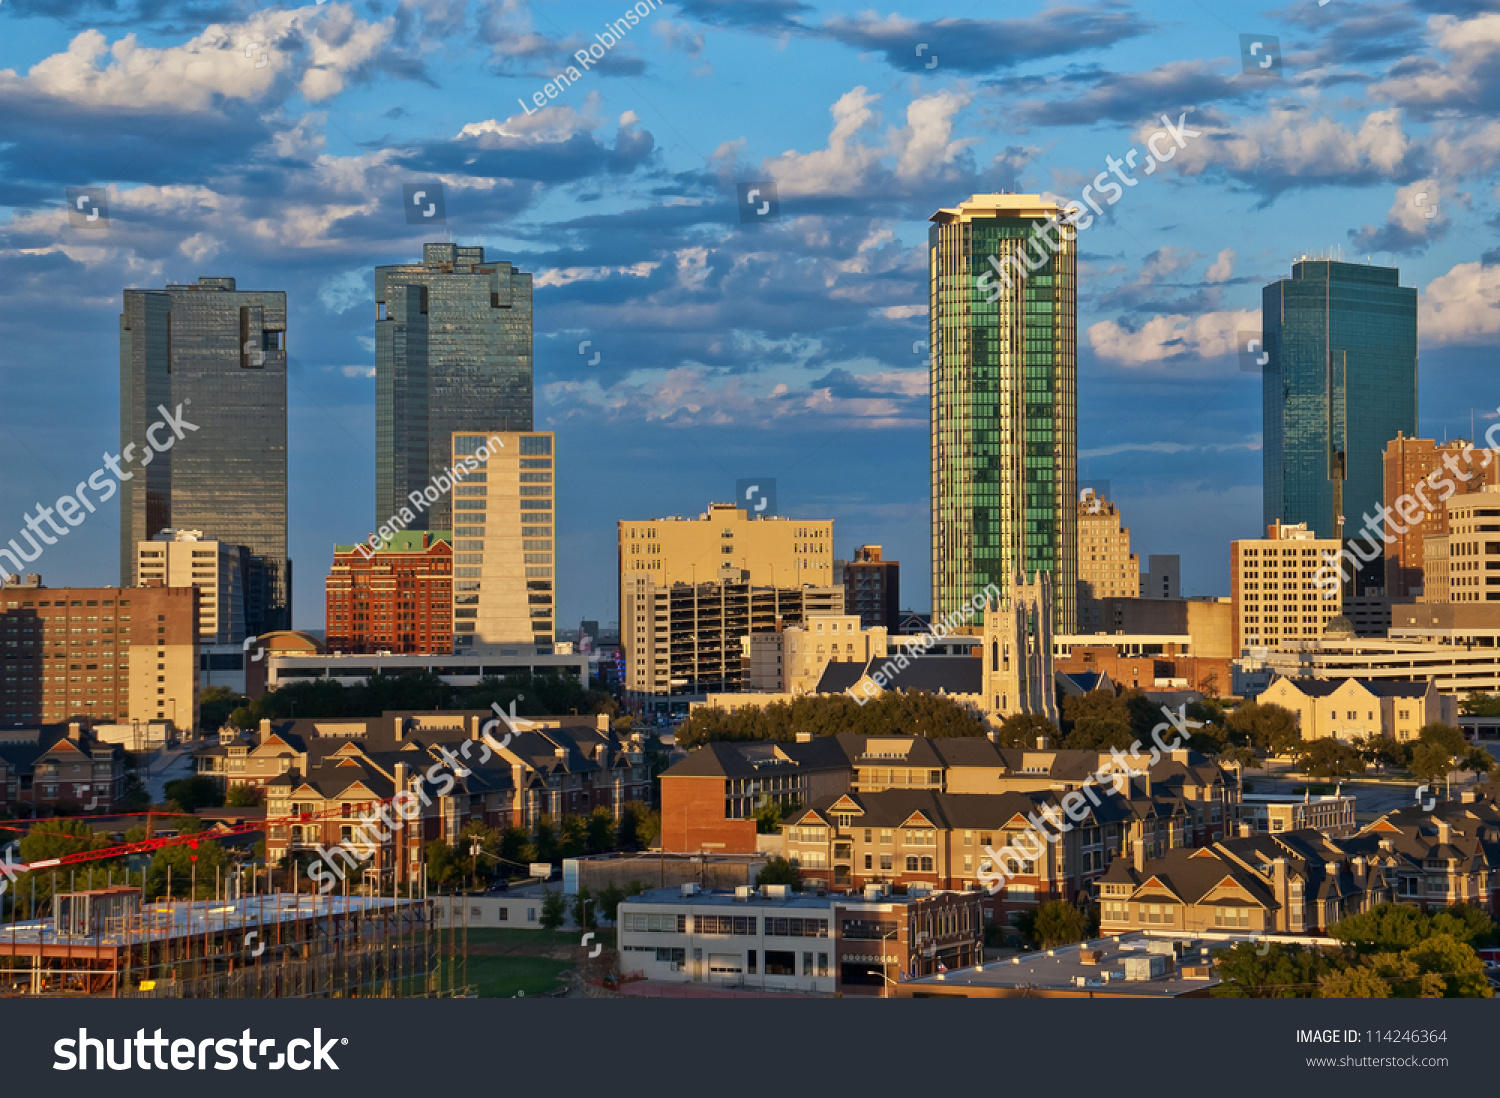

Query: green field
left=464, top=955, right=571, bottom=998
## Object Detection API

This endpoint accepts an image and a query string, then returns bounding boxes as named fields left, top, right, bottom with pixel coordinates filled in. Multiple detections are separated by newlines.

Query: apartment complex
left=843, top=545, right=900, bottom=631
left=621, top=570, right=841, bottom=704
left=1382, top=435, right=1500, bottom=598
left=120, top=276, right=290, bottom=634
left=1258, top=675, right=1452, bottom=742
left=1077, top=494, right=1139, bottom=631
left=618, top=884, right=982, bottom=994
left=929, top=194, right=1077, bottom=636
left=136, top=529, right=247, bottom=645
left=376, top=244, right=533, bottom=532
left=0, top=577, right=200, bottom=728
left=1101, top=792, right=1500, bottom=935
left=1231, top=522, right=1343, bottom=654
left=619, top=503, right=834, bottom=593
left=325, top=531, right=453, bottom=655
left=0, top=723, right=126, bottom=813
left=1261, top=260, right=1417, bottom=595
left=449, top=430, right=555, bottom=654
left=1241, top=792, right=1357, bottom=837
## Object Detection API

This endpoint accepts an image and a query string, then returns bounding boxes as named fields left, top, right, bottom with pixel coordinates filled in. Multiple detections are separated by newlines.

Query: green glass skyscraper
left=1262, top=259, right=1417, bottom=590
left=929, top=194, right=1077, bottom=634
left=376, top=243, right=533, bottom=532
left=119, top=277, right=290, bottom=634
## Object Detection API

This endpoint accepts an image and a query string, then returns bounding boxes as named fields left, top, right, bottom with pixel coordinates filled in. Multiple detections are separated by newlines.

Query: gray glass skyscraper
left=119, top=277, right=290, bottom=634
left=1262, top=260, right=1417, bottom=590
left=929, top=195, right=1077, bottom=635
left=375, top=244, right=533, bottom=532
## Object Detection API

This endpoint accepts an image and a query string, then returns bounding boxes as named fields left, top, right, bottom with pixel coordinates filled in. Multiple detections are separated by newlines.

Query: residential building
left=1341, top=795, right=1500, bottom=912
left=1382, top=435, right=1500, bottom=597
left=618, top=503, right=834, bottom=630
left=1257, top=675, right=1453, bottom=742
left=617, top=883, right=982, bottom=994
left=1077, top=495, right=1139, bottom=631
left=136, top=529, right=247, bottom=645
left=1232, top=522, right=1343, bottom=653
left=449, top=430, right=555, bottom=654
left=325, top=531, right=453, bottom=655
left=1241, top=792, right=1357, bottom=837
left=376, top=244, right=533, bottom=532
left=0, top=577, right=200, bottom=729
left=621, top=568, right=842, bottom=707
left=120, top=276, right=290, bottom=634
left=843, top=545, right=900, bottom=631
left=1141, top=555, right=1180, bottom=599
left=0, top=723, right=126, bottom=812
left=1261, top=259, right=1418, bottom=593
left=929, top=194, right=1077, bottom=636
left=1438, top=484, right=1500, bottom=605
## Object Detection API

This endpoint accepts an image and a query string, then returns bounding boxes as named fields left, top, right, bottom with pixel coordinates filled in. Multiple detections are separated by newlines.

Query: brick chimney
left=67, top=722, right=82, bottom=742
left=258, top=718, right=272, bottom=740
left=1132, top=840, right=1145, bottom=873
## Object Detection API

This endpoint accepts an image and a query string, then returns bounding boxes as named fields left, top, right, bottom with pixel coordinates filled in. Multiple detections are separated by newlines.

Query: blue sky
left=2, top=0, right=1498, bottom=632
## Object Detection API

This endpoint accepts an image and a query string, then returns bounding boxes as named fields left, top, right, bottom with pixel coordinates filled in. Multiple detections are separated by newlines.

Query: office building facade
left=1077, top=495, right=1138, bottom=631
left=1231, top=523, right=1343, bottom=654
left=325, top=531, right=453, bottom=655
left=120, top=277, right=289, bottom=634
left=450, top=431, right=555, bottom=654
left=929, top=195, right=1077, bottom=634
left=136, top=529, right=247, bottom=645
left=842, top=544, right=900, bottom=631
left=1261, top=260, right=1417, bottom=592
left=1382, top=435, right=1500, bottom=598
left=376, top=244, right=533, bottom=533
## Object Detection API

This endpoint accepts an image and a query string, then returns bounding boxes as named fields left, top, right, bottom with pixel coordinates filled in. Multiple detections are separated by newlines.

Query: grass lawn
left=460, top=928, right=618, bottom=951
left=464, top=955, right=571, bottom=998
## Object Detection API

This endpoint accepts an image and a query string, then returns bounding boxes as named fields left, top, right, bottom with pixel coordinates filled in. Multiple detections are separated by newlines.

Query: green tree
left=1059, top=691, right=1134, bottom=750
left=994, top=712, right=1061, bottom=749
left=144, top=837, right=228, bottom=900
left=754, top=856, right=801, bottom=888
left=198, top=685, right=245, bottom=731
left=459, top=821, right=500, bottom=886
left=531, top=815, right=559, bottom=863
left=1211, top=942, right=1339, bottom=998
left=539, top=889, right=567, bottom=932
left=677, top=690, right=990, bottom=747
left=1462, top=747, right=1494, bottom=774
left=1409, top=741, right=1455, bottom=784
left=596, top=882, right=626, bottom=925
left=585, top=807, right=616, bottom=854
left=1297, top=738, right=1367, bottom=778
left=1318, top=965, right=1393, bottom=998
left=424, top=840, right=462, bottom=890
left=1226, top=701, right=1302, bottom=755
left=225, top=784, right=261, bottom=808
left=559, top=815, right=587, bottom=858
left=1013, top=900, right=1093, bottom=949
left=163, top=775, right=225, bottom=813
left=1417, top=722, right=1468, bottom=757
left=752, top=797, right=797, bottom=834
left=499, top=827, right=530, bottom=871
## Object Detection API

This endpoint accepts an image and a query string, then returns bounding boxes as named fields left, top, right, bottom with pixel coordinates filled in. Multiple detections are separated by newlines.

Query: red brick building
left=325, top=532, right=452, bottom=655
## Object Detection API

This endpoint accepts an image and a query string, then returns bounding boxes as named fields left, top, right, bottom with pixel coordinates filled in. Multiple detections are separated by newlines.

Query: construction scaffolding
left=0, top=884, right=472, bottom=998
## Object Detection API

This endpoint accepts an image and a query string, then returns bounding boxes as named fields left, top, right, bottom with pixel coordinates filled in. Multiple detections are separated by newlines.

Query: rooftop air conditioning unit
left=680, top=882, right=701, bottom=897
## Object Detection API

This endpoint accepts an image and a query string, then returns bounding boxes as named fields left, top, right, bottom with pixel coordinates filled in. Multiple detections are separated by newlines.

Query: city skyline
left=2, top=0, right=1497, bottom=631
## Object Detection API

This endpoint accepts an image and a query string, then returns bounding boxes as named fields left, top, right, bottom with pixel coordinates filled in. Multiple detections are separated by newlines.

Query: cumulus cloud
left=1373, top=12, right=1500, bottom=116
left=1349, top=179, right=1448, bottom=252
left=1419, top=262, right=1500, bottom=344
left=1206, top=248, right=1235, bottom=282
left=1087, top=309, right=1260, bottom=369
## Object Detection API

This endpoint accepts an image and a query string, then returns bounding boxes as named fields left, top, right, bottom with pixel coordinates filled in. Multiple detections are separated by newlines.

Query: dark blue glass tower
left=1262, top=260, right=1416, bottom=591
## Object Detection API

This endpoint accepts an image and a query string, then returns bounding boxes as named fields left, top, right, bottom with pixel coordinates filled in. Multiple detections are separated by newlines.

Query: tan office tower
left=1076, top=493, right=1138, bottom=631
left=930, top=194, right=1077, bottom=635
left=136, top=529, right=246, bottom=644
left=1231, top=523, right=1343, bottom=653
left=0, top=576, right=200, bottom=728
left=1383, top=434, right=1500, bottom=598
left=1439, top=485, right=1500, bottom=604
left=450, top=430, right=555, bottom=654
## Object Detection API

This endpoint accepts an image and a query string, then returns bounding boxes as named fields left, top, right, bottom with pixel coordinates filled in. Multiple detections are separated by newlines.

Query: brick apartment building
left=618, top=882, right=981, bottom=994
left=1099, top=790, right=1500, bottom=936
left=0, top=723, right=126, bottom=813
left=843, top=545, right=900, bottom=631
left=199, top=713, right=653, bottom=883
left=325, top=532, right=453, bottom=655
left=0, top=576, right=201, bottom=729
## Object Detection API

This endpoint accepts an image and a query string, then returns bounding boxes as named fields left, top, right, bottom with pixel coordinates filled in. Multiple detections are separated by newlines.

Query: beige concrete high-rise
left=1077, top=493, right=1138, bottom=632
left=1438, top=484, right=1500, bottom=604
left=136, top=529, right=246, bottom=644
left=619, top=503, right=832, bottom=590
left=450, top=430, right=555, bottom=654
left=1382, top=434, right=1500, bottom=598
left=1231, top=522, right=1343, bottom=654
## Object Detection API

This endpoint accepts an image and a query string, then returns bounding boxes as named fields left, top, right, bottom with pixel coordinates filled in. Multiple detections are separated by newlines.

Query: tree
left=677, top=689, right=991, bottom=747
left=199, top=685, right=245, bottom=731
left=163, top=775, right=225, bottom=813
left=1059, top=691, right=1134, bottom=750
left=618, top=805, right=660, bottom=850
left=1297, top=738, right=1367, bottom=779
left=459, top=821, right=500, bottom=886
left=1318, top=965, right=1393, bottom=998
left=424, top=840, right=462, bottom=890
left=145, top=837, right=228, bottom=900
left=1462, top=747, right=1494, bottom=774
left=1013, top=900, right=1092, bottom=949
left=994, top=712, right=1061, bottom=749
left=1417, top=722, right=1468, bottom=758
left=225, top=785, right=261, bottom=808
left=1211, top=942, right=1340, bottom=998
left=585, top=807, right=616, bottom=854
left=1357, top=735, right=1411, bottom=771
left=499, top=827, right=530, bottom=870
left=559, top=815, right=587, bottom=858
left=1226, top=701, right=1301, bottom=755
left=597, top=882, right=626, bottom=924
left=531, top=815, right=559, bottom=863
left=755, top=856, right=801, bottom=888
left=753, top=798, right=797, bottom=834
left=1409, top=741, right=1455, bottom=784
left=539, top=889, right=567, bottom=932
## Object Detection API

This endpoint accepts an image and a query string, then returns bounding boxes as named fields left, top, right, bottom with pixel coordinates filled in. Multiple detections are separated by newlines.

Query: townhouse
left=0, top=723, right=126, bottom=813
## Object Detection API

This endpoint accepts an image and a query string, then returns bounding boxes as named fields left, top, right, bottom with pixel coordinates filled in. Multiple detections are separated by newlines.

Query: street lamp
left=865, top=968, right=898, bottom=999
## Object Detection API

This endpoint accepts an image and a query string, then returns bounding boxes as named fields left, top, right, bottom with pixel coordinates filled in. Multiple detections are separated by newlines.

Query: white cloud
left=1087, top=308, right=1260, bottom=368
left=534, top=262, right=659, bottom=289
left=1156, top=108, right=1411, bottom=184
left=1373, top=13, right=1500, bottom=113
left=1420, top=262, right=1500, bottom=344
left=1206, top=248, right=1234, bottom=283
